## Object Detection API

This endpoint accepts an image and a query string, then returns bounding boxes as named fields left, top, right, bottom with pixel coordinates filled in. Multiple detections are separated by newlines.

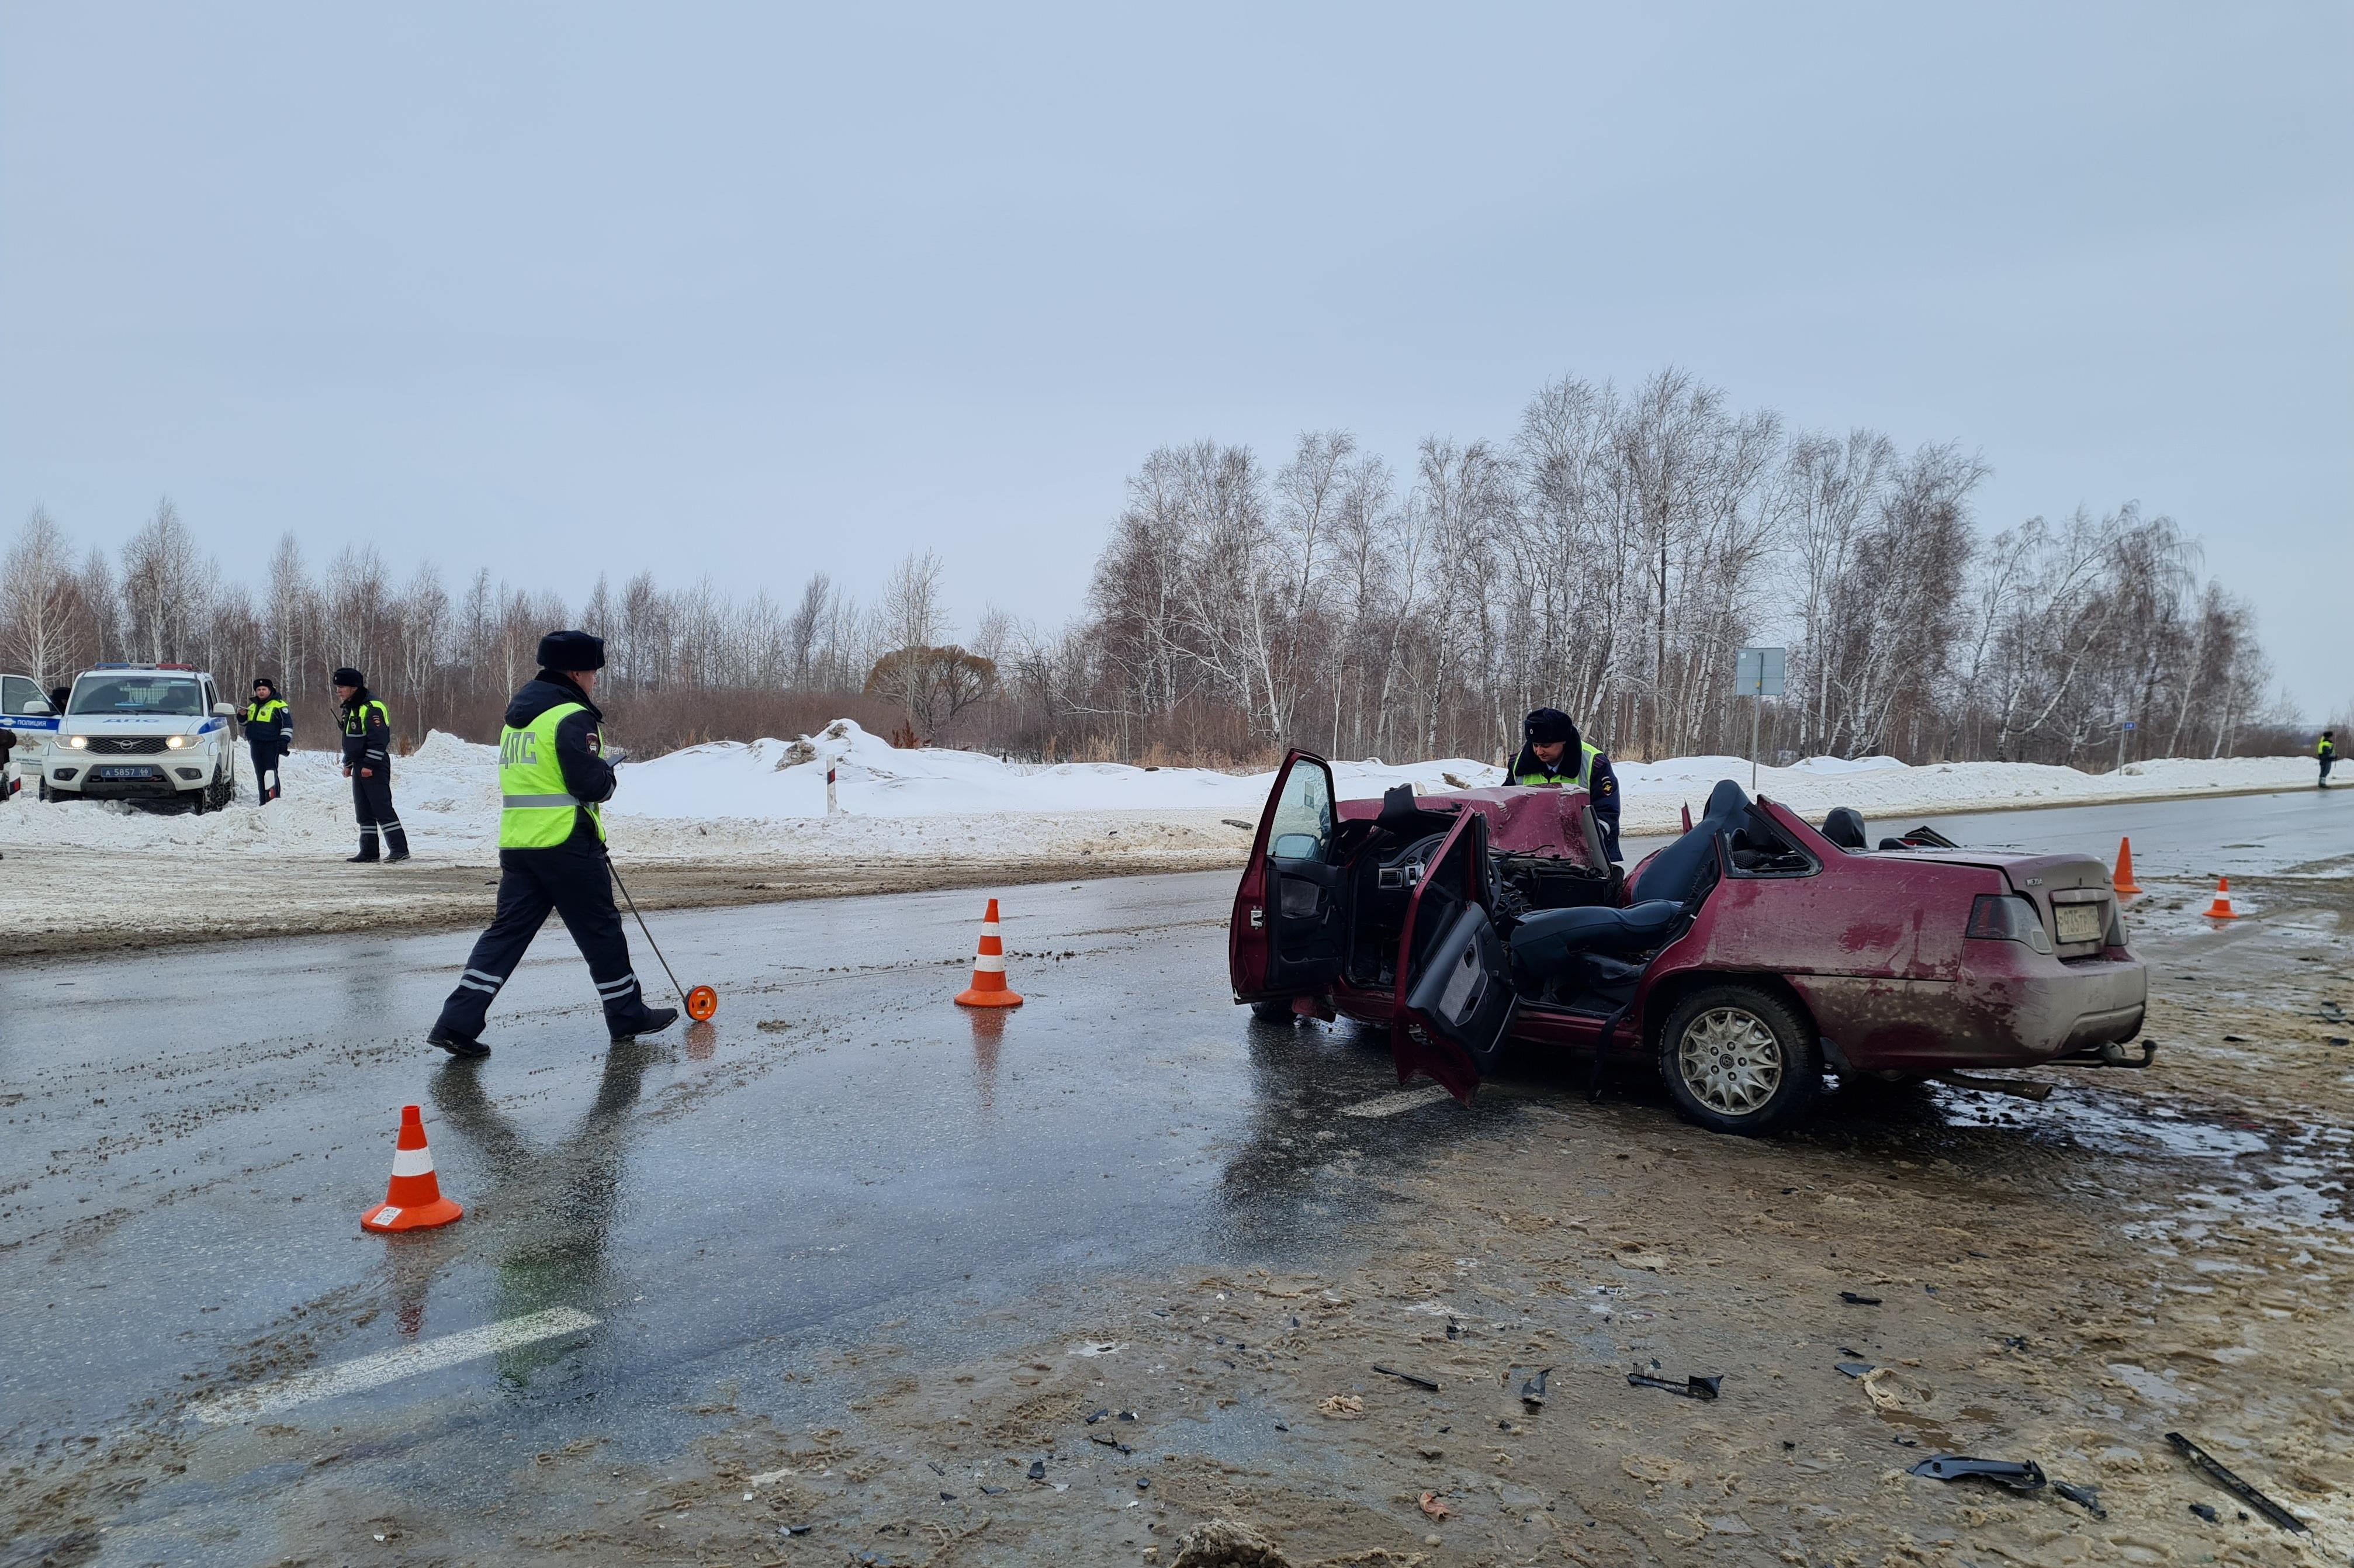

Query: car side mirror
left=25, top=700, right=52, bottom=716
left=212, top=702, right=238, bottom=717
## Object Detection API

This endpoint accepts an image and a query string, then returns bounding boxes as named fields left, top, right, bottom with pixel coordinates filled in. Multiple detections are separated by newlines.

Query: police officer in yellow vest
left=427, top=631, right=677, bottom=1058
left=244, top=677, right=293, bottom=804
left=1508, top=707, right=1622, bottom=862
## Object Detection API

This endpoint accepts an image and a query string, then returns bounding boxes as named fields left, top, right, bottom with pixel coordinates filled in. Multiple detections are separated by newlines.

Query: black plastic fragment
left=1136, top=1477, right=1150, bottom=1490
left=1118, top=1409, right=1138, bottom=1422
left=1026, top=1460, right=1045, bottom=1482
left=1090, top=1434, right=1134, bottom=1455
left=1840, top=1292, right=1882, bottom=1305
left=2165, top=1431, right=2308, bottom=1534
left=1908, top=1455, right=2045, bottom=1492
left=1085, top=1409, right=1110, bottom=1424
left=2189, top=1503, right=2218, bottom=1522
left=979, top=1485, right=1006, bottom=1497
left=1836, top=1361, right=1875, bottom=1377
left=1373, top=1362, right=1442, bottom=1392
left=939, top=1491, right=956, bottom=1502
left=1627, top=1369, right=1721, bottom=1400
left=1519, top=1367, right=1551, bottom=1407
left=2053, top=1480, right=2106, bottom=1518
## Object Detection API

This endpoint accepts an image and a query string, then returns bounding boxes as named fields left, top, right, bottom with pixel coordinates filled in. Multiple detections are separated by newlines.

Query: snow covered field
left=0, top=717, right=2321, bottom=868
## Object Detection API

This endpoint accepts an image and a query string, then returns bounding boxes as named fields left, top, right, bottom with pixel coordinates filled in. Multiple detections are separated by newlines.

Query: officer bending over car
left=1509, top=706, right=1621, bottom=862
left=427, top=630, right=678, bottom=1058
left=334, top=667, right=409, bottom=862
left=244, top=677, right=293, bottom=804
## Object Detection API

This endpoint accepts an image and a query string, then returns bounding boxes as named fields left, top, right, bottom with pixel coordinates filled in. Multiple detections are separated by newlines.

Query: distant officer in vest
left=334, top=667, right=408, bottom=861
left=2321, top=731, right=2336, bottom=789
left=1508, top=707, right=1622, bottom=862
left=427, top=630, right=678, bottom=1058
left=244, top=677, right=293, bottom=804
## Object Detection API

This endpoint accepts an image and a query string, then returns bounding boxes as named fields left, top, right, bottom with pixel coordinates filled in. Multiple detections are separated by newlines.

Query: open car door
left=1229, top=750, right=1348, bottom=1003
left=1392, top=808, right=1515, bottom=1101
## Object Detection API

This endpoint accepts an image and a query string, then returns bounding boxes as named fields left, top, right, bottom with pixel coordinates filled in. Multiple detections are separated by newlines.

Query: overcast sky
left=3, top=4, right=2346, bottom=715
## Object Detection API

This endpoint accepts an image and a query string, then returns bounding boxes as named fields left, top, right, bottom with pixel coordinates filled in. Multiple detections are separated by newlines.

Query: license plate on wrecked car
left=2053, top=903, right=2105, bottom=944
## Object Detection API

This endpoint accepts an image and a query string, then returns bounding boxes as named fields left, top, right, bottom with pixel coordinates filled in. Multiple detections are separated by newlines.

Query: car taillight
left=2105, top=901, right=2128, bottom=947
left=1966, top=894, right=2052, bottom=954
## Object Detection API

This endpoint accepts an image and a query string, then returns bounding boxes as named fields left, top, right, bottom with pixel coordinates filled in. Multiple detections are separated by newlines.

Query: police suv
left=41, top=663, right=243, bottom=811
left=1, top=669, right=61, bottom=799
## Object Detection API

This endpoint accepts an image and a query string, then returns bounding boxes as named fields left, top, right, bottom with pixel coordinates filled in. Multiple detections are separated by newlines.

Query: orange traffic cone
left=361, top=1105, right=464, bottom=1232
left=2201, top=877, right=2238, bottom=920
left=954, top=898, right=1024, bottom=1008
left=2111, top=836, right=2142, bottom=896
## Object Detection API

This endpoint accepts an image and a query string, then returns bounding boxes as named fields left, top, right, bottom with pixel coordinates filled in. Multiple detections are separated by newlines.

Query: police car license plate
left=2053, top=902, right=2106, bottom=944
left=96, top=765, right=158, bottom=780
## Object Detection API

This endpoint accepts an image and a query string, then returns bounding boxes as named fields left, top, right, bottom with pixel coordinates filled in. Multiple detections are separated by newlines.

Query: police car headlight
left=67, top=734, right=89, bottom=749
left=166, top=733, right=196, bottom=749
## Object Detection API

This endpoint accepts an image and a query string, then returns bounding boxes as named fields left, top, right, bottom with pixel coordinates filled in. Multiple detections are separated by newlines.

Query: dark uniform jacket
left=244, top=698, right=293, bottom=754
left=506, top=672, right=616, bottom=850
left=339, top=691, right=392, bottom=771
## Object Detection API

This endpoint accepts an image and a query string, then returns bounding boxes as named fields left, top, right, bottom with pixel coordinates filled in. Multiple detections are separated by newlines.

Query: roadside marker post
left=826, top=764, right=839, bottom=816
left=1733, top=647, right=1785, bottom=790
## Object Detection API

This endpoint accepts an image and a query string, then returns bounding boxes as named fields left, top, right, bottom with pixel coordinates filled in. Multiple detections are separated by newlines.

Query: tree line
left=0, top=366, right=2297, bottom=770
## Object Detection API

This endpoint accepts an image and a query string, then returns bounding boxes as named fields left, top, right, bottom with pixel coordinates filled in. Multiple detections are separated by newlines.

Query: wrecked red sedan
left=1228, top=751, right=2149, bottom=1134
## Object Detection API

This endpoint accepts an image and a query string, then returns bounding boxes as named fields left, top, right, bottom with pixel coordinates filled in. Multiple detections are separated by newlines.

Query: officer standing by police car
left=427, top=631, right=677, bottom=1057
left=244, top=677, right=293, bottom=804
left=1508, top=707, right=1622, bottom=862
left=334, top=667, right=409, bottom=862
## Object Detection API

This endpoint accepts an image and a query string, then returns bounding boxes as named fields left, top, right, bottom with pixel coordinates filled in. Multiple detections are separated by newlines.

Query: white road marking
left=1341, top=1085, right=1458, bottom=1119
left=188, top=1306, right=598, bottom=1424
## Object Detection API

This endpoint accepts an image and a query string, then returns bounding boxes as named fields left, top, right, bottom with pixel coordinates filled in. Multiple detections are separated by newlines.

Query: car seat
left=1820, top=807, right=1868, bottom=850
left=1508, top=778, right=1747, bottom=982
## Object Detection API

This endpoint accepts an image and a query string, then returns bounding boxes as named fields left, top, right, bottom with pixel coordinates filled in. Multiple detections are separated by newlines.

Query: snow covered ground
left=0, top=718, right=2321, bottom=867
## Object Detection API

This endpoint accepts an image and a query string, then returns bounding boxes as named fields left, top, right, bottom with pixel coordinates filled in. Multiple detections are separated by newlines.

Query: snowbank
left=0, top=718, right=2320, bottom=866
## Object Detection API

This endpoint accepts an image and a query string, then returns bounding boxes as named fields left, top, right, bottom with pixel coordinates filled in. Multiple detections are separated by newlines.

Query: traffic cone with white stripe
left=954, top=898, right=1024, bottom=1009
left=2201, top=877, right=2239, bottom=920
left=361, top=1105, right=464, bottom=1232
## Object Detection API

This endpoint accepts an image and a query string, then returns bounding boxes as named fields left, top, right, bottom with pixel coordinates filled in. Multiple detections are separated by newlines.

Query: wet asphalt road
left=3, top=785, right=2348, bottom=1561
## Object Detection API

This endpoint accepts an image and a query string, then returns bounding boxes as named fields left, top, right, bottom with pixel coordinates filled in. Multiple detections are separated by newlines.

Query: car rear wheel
left=1658, top=983, right=1819, bottom=1136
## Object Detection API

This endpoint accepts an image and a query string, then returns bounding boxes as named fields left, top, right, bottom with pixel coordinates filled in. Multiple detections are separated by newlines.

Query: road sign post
left=1734, top=647, right=1786, bottom=790
left=2116, top=718, right=2136, bottom=773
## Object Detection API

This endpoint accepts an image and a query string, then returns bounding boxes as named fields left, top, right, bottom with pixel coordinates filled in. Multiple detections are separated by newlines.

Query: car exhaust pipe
left=1934, top=1069, right=2054, bottom=1102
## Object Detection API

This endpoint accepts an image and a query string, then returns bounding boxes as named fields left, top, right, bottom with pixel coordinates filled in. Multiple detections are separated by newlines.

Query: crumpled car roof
left=1337, top=785, right=1603, bottom=867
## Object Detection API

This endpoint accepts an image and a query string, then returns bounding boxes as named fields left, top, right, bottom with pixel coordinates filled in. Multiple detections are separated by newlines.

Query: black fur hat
left=1523, top=708, right=1577, bottom=746
left=536, top=629, right=607, bottom=672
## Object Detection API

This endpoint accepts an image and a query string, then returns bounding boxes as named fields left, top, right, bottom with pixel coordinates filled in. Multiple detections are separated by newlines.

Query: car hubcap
left=1678, top=1007, right=1783, bottom=1116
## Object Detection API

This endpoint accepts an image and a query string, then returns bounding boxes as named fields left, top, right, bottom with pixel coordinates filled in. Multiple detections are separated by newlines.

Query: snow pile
left=0, top=716, right=2321, bottom=866
left=618, top=719, right=1496, bottom=820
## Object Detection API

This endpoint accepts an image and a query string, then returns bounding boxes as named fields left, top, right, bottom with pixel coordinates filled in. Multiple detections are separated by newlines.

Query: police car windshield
left=70, top=677, right=205, bottom=716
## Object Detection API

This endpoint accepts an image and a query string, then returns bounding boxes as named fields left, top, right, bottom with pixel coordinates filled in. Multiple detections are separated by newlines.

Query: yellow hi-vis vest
left=499, top=702, right=605, bottom=849
left=1512, top=739, right=1601, bottom=788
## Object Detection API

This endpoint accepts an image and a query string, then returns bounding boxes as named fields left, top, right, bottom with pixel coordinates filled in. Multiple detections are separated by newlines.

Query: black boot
left=348, top=849, right=380, bottom=863
left=609, top=1005, right=680, bottom=1044
left=428, top=1027, right=490, bottom=1058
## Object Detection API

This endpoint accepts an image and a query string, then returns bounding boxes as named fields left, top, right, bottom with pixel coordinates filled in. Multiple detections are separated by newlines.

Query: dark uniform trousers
left=433, top=846, right=641, bottom=1038
left=250, top=741, right=283, bottom=803
left=352, top=769, right=408, bottom=858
